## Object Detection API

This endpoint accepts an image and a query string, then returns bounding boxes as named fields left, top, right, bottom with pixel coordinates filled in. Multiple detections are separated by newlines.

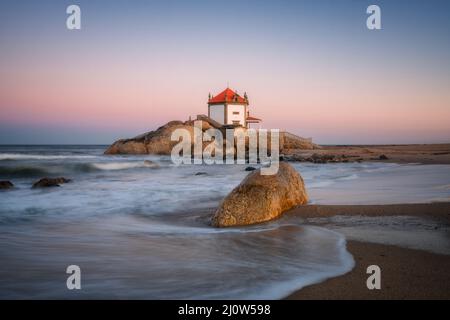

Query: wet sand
left=285, top=202, right=450, bottom=299
left=286, top=143, right=450, bottom=164
left=286, top=240, right=450, bottom=300
left=286, top=202, right=450, bottom=222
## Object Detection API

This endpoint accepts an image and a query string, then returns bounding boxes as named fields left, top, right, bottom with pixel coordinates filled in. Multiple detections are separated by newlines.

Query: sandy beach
left=285, top=202, right=450, bottom=299
left=286, top=202, right=450, bottom=221
left=287, top=240, right=450, bottom=299
left=284, top=144, right=450, bottom=300
left=286, top=144, right=450, bottom=164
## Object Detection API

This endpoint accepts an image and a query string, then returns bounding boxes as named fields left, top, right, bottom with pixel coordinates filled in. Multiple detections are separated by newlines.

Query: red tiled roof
left=209, top=88, right=247, bottom=104
left=246, top=116, right=261, bottom=122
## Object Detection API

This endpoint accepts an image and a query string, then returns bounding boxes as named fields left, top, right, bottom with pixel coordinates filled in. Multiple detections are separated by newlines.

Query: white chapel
left=207, top=88, right=261, bottom=128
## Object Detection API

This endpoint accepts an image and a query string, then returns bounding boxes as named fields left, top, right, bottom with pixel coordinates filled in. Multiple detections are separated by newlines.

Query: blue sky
left=0, top=0, right=449, bottom=144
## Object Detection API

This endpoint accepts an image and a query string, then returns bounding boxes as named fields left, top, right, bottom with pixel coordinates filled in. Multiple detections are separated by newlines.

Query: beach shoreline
left=285, top=202, right=450, bottom=299
left=286, top=202, right=450, bottom=221
left=284, top=143, right=450, bottom=164
left=286, top=240, right=450, bottom=300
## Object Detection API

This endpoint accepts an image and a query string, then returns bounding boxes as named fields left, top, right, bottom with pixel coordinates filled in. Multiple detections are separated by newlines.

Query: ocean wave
left=0, top=153, right=97, bottom=161
left=308, top=180, right=334, bottom=188
left=306, top=215, right=450, bottom=255
left=433, top=184, right=450, bottom=190
left=336, top=173, right=359, bottom=181
left=91, top=161, right=158, bottom=171
left=0, top=219, right=355, bottom=299
left=0, top=166, right=51, bottom=177
left=0, top=161, right=160, bottom=178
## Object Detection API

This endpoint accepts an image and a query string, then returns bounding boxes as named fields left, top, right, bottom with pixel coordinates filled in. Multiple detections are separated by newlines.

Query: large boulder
left=212, top=162, right=308, bottom=227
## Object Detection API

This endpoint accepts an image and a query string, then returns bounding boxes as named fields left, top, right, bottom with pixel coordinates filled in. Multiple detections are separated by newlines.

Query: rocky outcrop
left=105, top=120, right=196, bottom=155
left=104, top=140, right=148, bottom=154
left=32, top=177, right=71, bottom=188
left=104, top=118, right=320, bottom=155
left=0, top=181, right=14, bottom=189
left=280, top=132, right=321, bottom=151
left=284, top=153, right=357, bottom=163
left=211, top=162, right=308, bottom=227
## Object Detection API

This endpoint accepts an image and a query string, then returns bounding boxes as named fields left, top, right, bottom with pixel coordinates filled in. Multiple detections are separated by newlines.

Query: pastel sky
left=0, top=0, right=449, bottom=144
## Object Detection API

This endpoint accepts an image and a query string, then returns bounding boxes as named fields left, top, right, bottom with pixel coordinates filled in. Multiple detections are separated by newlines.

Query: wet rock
left=0, top=181, right=14, bottom=190
left=143, top=160, right=159, bottom=167
left=212, top=162, right=308, bottom=227
left=32, top=177, right=71, bottom=188
left=285, top=153, right=353, bottom=163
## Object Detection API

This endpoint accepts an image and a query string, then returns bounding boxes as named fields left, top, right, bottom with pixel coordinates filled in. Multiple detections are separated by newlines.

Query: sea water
left=0, top=145, right=449, bottom=298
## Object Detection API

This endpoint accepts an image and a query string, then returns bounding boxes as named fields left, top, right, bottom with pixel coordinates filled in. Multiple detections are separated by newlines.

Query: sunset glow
left=1, top=0, right=449, bottom=144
